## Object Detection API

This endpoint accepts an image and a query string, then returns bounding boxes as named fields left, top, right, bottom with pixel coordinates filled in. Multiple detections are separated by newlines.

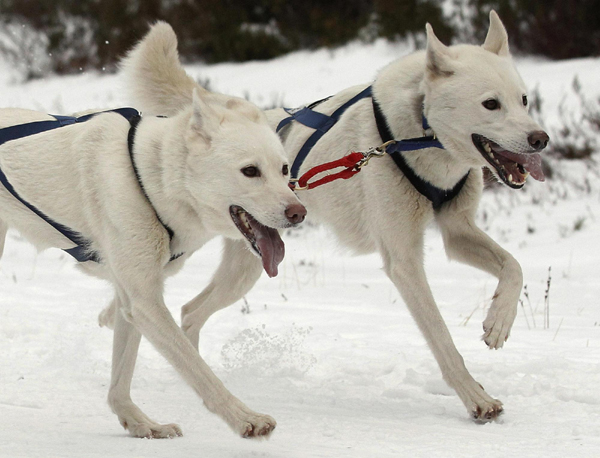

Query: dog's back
left=0, top=109, right=134, bottom=253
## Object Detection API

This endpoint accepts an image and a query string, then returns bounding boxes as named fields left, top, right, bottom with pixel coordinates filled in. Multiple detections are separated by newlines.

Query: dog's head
left=422, top=11, right=548, bottom=189
left=123, top=22, right=306, bottom=277
left=182, top=89, right=306, bottom=277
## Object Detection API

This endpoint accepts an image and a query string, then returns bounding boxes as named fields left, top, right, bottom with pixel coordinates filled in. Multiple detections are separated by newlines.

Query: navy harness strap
left=126, top=114, right=175, bottom=238
left=0, top=111, right=145, bottom=147
left=278, top=86, right=373, bottom=180
left=278, top=85, right=469, bottom=209
left=0, top=159, right=99, bottom=263
left=371, top=97, right=469, bottom=209
left=0, top=108, right=140, bottom=263
left=127, top=116, right=183, bottom=262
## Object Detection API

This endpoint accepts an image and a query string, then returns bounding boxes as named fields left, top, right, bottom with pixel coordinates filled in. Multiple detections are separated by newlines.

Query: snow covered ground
left=1, top=38, right=600, bottom=457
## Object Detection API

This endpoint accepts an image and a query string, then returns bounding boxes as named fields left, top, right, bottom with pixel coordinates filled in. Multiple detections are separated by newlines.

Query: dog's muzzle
left=472, top=133, right=547, bottom=189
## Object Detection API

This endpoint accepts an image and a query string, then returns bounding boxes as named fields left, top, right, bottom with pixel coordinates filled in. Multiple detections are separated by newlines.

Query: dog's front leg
left=380, top=236, right=503, bottom=421
left=114, top=272, right=276, bottom=438
left=108, top=294, right=183, bottom=438
left=437, top=210, right=522, bottom=349
left=181, top=238, right=263, bottom=349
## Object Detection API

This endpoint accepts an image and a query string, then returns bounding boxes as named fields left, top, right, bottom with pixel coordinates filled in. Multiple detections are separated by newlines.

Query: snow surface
left=1, top=40, right=600, bottom=457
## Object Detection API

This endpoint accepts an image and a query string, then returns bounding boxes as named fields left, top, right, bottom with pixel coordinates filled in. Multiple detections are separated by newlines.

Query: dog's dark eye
left=241, top=166, right=260, bottom=178
left=282, top=164, right=289, bottom=175
left=482, top=99, right=500, bottom=110
left=522, top=95, right=528, bottom=106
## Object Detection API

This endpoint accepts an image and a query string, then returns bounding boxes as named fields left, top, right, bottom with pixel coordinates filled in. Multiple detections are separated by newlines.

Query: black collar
left=372, top=97, right=469, bottom=210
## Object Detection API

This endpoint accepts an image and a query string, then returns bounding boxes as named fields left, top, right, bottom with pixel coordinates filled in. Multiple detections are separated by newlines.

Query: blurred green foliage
left=1, top=0, right=595, bottom=77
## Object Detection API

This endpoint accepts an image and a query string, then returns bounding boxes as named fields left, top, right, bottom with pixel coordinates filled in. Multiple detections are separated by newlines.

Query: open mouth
left=229, top=205, right=285, bottom=278
left=472, top=134, right=545, bottom=189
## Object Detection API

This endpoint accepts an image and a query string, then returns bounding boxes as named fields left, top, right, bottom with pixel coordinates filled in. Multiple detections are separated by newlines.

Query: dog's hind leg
left=0, top=219, right=7, bottom=260
left=437, top=208, right=522, bottom=349
left=107, top=294, right=183, bottom=438
left=98, top=297, right=117, bottom=329
left=379, top=230, right=503, bottom=422
left=181, top=238, right=263, bottom=350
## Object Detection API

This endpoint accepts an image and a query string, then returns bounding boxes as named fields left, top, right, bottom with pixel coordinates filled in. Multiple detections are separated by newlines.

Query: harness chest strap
left=371, top=97, right=470, bottom=209
left=277, top=86, right=470, bottom=209
left=278, top=86, right=373, bottom=180
left=0, top=109, right=181, bottom=263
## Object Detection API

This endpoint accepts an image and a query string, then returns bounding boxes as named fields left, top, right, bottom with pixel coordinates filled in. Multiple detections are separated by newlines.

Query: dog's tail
left=120, top=21, right=198, bottom=116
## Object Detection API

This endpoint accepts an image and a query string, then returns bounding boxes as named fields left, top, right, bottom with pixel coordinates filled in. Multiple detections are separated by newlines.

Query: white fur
left=129, top=13, right=547, bottom=422
left=0, top=23, right=307, bottom=439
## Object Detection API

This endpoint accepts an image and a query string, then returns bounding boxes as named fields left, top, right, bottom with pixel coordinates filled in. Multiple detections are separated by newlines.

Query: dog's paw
left=220, top=402, right=276, bottom=438
left=463, top=389, right=504, bottom=422
left=208, top=394, right=276, bottom=438
left=122, top=419, right=183, bottom=439
left=237, top=413, right=276, bottom=439
left=452, top=375, right=503, bottom=423
left=470, top=398, right=504, bottom=422
left=482, top=301, right=517, bottom=349
left=482, top=322, right=507, bottom=349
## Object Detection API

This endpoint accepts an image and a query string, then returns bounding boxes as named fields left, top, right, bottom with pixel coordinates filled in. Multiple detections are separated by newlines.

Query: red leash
left=289, top=151, right=363, bottom=190
left=289, top=143, right=390, bottom=191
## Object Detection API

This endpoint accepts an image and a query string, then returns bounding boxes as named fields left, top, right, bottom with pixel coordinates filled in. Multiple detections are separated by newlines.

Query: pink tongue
left=497, top=150, right=545, bottom=182
left=522, top=153, right=545, bottom=181
left=249, top=220, right=285, bottom=277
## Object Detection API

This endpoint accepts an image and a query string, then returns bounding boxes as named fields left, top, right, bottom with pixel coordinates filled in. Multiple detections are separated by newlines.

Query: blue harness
left=277, top=86, right=469, bottom=209
left=0, top=108, right=180, bottom=263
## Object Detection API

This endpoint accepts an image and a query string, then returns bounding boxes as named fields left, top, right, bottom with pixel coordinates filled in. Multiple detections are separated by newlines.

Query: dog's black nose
left=528, top=130, right=549, bottom=151
left=285, top=203, right=307, bottom=225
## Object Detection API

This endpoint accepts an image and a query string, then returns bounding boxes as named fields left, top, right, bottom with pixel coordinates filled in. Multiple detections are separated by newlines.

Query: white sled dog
left=0, top=25, right=307, bottom=438
left=129, top=12, right=548, bottom=422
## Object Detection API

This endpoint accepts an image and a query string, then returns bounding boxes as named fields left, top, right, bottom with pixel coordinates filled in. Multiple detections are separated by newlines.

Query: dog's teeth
left=484, top=143, right=492, bottom=154
left=240, top=212, right=250, bottom=228
left=508, top=174, right=513, bottom=183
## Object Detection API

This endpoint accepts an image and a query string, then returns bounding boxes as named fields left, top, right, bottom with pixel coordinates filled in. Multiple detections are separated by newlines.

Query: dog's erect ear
left=225, top=98, right=264, bottom=124
left=482, top=10, right=510, bottom=56
left=425, top=23, right=454, bottom=78
left=120, top=21, right=200, bottom=116
left=190, top=87, right=220, bottom=142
